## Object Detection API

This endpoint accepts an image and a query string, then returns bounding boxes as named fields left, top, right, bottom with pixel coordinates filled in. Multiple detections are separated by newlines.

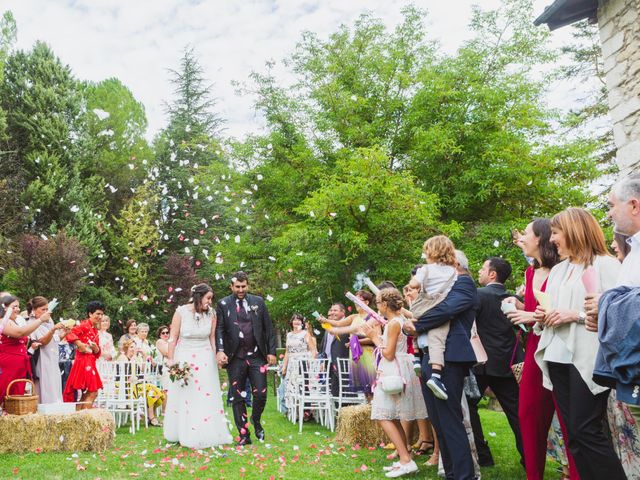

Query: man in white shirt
left=326, top=303, right=349, bottom=398
left=608, top=174, right=640, bottom=286
left=587, top=174, right=640, bottom=423
left=585, top=174, right=640, bottom=327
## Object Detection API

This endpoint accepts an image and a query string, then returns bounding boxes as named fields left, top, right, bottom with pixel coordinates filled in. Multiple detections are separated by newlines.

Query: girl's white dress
left=163, top=305, right=232, bottom=448
left=371, top=316, right=428, bottom=421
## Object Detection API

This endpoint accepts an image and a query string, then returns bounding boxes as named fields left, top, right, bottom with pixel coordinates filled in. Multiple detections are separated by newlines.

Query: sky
left=4, top=0, right=577, bottom=141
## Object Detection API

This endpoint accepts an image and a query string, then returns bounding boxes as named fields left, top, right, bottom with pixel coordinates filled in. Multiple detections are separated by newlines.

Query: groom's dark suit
left=215, top=293, right=276, bottom=442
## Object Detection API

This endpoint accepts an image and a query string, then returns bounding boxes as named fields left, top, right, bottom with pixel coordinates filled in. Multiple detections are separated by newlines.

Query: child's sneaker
left=427, top=376, right=448, bottom=400
left=412, top=356, right=421, bottom=375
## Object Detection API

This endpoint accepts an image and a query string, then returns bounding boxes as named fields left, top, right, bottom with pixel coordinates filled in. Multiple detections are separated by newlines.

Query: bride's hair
left=191, top=283, right=214, bottom=313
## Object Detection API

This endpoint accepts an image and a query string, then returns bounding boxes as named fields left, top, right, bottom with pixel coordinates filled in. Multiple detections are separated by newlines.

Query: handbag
left=511, top=362, right=524, bottom=383
left=510, top=330, right=524, bottom=383
left=410, top=267, right=457, bottom=319
left=378, top=357, right=406, bottom=395
left=469, top=321, right=488, bottom=366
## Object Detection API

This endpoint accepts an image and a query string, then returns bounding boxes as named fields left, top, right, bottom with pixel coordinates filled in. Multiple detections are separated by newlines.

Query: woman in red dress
left=0, top=294, right=48, bottom=406
left=63, top=301, right=105, bottom=409
left=505, top=219, right=578, bottom=480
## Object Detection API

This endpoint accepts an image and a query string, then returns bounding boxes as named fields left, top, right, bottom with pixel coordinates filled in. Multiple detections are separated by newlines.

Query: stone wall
left=598, top=0, right=640, bottom=173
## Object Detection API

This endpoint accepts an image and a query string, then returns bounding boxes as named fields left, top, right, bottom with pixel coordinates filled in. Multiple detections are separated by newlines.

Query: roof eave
left=534, top=0, right=598, bottom=30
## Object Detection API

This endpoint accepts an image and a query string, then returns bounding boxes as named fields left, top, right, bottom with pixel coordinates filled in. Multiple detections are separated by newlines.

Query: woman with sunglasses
left=155, top=325, right=171, bottom=414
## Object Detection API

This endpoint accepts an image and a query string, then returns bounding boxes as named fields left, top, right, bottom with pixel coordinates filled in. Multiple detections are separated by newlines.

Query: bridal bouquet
left=168, top=362, right=192, bottom=387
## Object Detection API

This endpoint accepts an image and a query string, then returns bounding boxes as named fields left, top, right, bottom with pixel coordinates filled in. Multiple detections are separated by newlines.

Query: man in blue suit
left=405, top=251, right=478, bottom=480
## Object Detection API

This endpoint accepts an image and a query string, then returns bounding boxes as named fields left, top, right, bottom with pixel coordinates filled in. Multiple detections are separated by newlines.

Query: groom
left=215, top=271, right=277, bottom=445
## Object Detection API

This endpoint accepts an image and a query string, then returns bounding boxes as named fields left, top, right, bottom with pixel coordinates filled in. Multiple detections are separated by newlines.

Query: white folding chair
left=297, top=358, right=334, bottom=433
left=333, top=358, right=367, bottom=411
left=146, top=362, right=162, bottom=389
left=285, top=356, right=304, bottom=425
left=97, top=361, right=146, bottom=433
left=134, top=361, right=152, bottom=428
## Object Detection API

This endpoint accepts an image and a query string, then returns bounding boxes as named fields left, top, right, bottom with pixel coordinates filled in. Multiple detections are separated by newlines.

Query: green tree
left=290, top=6, right=432, bottom=165
left=111, top=186, right=161, bottom=301
left=148, top=46, right=244, bottom=310
left=406, top=0, right=596, bottom=222
left=0, top=41, right=83, bottom=229
left=0, top=11, right=21, bottom=236
left=262, top=148, right=450, bottom=323
left=227, top=0, right=600, bottom=316
left=78, top=77, right=152, bottom=214
left=0, top=10, right=16, bottom=140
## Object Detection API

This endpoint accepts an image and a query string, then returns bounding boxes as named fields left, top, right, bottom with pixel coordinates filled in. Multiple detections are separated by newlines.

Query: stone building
left=535, top=0, right=640, bottom=173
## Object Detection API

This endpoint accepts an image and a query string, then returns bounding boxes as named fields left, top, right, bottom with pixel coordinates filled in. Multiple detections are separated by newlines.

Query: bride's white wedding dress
left=164, top=305, right=232, bottom=448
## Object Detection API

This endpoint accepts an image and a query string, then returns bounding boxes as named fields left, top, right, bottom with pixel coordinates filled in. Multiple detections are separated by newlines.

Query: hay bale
left=335, top=403, right=387, bottom=446
left=0, top=408, right=115, bottom=453
left=334, top=403, right=421, bottom=446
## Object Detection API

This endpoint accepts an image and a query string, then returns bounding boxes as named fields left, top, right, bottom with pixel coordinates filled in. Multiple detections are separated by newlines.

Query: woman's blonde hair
left=550, top=207, right=610, bottom=266
left=423, top=235, right=457, bottom=266
left=121, top=339, right=136, bottom=353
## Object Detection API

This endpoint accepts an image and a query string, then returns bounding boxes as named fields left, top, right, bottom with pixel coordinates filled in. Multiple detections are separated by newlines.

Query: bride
left=164, top=283, right=232, bottom=448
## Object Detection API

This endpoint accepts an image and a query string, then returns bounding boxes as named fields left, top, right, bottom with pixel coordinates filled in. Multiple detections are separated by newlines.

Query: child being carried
left=408, top=236, right=458, bottom=400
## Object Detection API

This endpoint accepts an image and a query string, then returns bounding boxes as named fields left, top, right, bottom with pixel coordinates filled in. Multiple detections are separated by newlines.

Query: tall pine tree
left=152, top=47, right=239, bottom=298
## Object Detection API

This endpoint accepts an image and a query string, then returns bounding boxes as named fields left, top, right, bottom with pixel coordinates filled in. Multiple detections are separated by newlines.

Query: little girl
left=364, top=287, right=427, bottom=478
left=63, top=301, right=105, bottom=409
left=408, top=235, right=457, bottom=400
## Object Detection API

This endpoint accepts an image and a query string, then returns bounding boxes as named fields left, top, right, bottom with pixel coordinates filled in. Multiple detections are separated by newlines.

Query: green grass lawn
left=0, top=394, right=562, bottom=479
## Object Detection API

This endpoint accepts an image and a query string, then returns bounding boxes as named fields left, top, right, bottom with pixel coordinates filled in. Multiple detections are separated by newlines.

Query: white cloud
left=5, top=0, right=577, bottom=140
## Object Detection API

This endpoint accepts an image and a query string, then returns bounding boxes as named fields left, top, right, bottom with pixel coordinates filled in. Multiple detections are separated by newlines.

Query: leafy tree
left=0, top=11, right=22, bottom=236
left=406, top=0, right=597, bottom=222
left=223, top=0, right=602, bottom=322
left=152, top=47, right=229, bottom=249
left=290, top=7, right=432, bottom=166
left=262, top=148, right=448, bottom=324
left=78, top=77, right=152, bottom=214
left=148, top=46, right=245, bottom=310
left=0, top=41, right=83, bottom=229
left=163, top=253, right=202, bottom=308
left=0, top=10, right=16, bottom=140
left=110, top=186, right=161, bottom=300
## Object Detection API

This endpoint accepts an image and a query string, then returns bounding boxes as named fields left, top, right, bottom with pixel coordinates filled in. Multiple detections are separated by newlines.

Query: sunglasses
left=160, top=331, right=169, bottom=335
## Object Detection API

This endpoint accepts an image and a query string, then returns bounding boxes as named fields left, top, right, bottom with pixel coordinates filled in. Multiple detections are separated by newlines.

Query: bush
left=9, top=232, right=88, bottom=317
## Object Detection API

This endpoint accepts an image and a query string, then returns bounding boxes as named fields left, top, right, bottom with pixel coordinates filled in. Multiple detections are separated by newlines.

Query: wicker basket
left=4, top=379, right=39, bottom=415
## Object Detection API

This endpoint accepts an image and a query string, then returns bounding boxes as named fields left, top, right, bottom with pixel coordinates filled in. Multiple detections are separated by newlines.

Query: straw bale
left=0, top=408, right=115, bottom=453
left=334, top=403, right=420, bottom=446
left=335, top=403, right=387, bottom=446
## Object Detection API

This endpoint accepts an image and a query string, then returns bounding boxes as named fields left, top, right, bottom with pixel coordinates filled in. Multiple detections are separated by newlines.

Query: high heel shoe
left=413, top=440, right=434, bottom=456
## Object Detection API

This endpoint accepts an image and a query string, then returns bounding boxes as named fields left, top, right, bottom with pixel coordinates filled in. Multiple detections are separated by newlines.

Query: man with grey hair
left=455, top=249, right=471, bottom=276
left=585, top=175, right=640, bottom=327
left=608, top=174, right=640, bottom=286
left=587, top=174, right=640, bottom=425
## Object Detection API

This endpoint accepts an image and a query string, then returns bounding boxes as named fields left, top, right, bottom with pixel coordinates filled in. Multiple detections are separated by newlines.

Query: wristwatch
left=577, top=311, right=587, bottom=325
